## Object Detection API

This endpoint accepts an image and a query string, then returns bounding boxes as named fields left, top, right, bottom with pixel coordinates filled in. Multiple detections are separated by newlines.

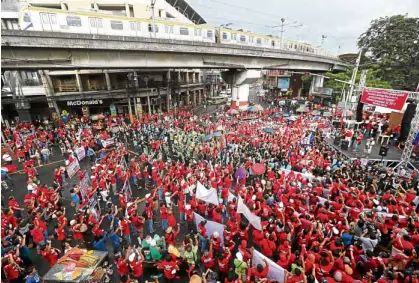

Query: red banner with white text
left=360, top=88, right=408, bottom=111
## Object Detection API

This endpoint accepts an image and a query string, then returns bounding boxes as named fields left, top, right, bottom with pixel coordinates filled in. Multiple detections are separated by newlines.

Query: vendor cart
left=43, top=249, right=108, bottom=283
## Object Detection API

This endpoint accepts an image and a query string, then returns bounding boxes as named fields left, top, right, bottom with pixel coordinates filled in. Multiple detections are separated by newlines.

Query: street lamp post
left=150, top=0, right=157, bottom=38
left=143, top=76, right=151, bottom=115
left=280, top=18, right=285, bottom=49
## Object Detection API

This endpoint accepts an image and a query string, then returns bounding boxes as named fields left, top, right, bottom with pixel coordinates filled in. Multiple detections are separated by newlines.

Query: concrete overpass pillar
left=75, top=70, right=83, bottom=92
left=125, top=4, right=130, bottom=17
left=310, top=75, right=324, bottom=93
left=186, top=90, right=190, bottom=105
left=61, top=3, right=68, bottom=10
left=104, top=70, right=111, bottom=90
left=39, top=70, right=60, bottom=113
left=185, top=71, right=189, bottom=85
left=221, top=69, right=261, bottom=110
left=166, top=70, right=171, bottom=111
left=93, top=3, right=99, bottom=10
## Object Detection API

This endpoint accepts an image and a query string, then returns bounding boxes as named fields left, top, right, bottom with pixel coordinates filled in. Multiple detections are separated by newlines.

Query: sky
left=187, top=0, right=419, bottom=55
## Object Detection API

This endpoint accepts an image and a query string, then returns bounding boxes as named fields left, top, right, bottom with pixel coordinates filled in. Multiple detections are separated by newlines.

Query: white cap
left=213, top=231, right=219, bottom=238
left=128, top=253, right=136, bottom=262
left=127, top=202, right=133, bottom=207
left=27, top=184, right=33, bottom=191
left=289, top=199, right=294, bottom=204
left=70, top=220, right=77, bottom=226
left=373, top=199, right=379, bottom=205
left=279, top=202, right=284, bottom=208
left=145, top=193, right=151, bottom=198
left=90, top=176, right=95, bottom=179
left=185, top=204, right=191, bottom=210
left=252, top=195, right=256, bottom=201
left=332, top=227, right=339, bottom=235
left=150, top=239, right=157, bottom=247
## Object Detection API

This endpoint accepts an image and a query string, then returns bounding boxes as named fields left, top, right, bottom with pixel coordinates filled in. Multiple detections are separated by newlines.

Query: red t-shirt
left=251, top=265, right=269, bottom=279
left=130, top=260, right=144, bottom=277
left=121, top=220, right=130, bottom=235
left=4, top=264, right=19, bottom=280
left=41, top=249, right=59, bottom=266
left=117, top=259, right=129, bottom=275
left=157, top=260, right=179, bottom=279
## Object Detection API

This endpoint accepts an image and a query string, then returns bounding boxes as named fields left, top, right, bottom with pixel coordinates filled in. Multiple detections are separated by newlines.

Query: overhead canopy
left=166, top=0, right=206, bottom=24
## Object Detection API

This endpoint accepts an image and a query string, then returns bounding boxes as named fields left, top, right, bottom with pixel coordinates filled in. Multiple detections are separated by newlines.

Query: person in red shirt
left=3, top=253, right=22, bottom=283
left=119, top=216, right=131, bottom=245
left=156, top=254, right=180, bottom=282
left=201, top=243, right=216, bottom=270
left=249, top=252, right=269, bottom=280
left=165, top=224, right=180, bottom=247
left=129, top=253, right=144, bottom=282
left=40, top=241, right=60, bottom=266
left=218, top=248, right=232, bottom=282
left=117, top=250, right=131, bottom=276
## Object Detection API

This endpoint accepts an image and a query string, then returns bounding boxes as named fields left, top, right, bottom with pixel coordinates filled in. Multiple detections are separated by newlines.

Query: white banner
left=102, top=138, right=115, bottom=148
left=194, top=212, right=224, bottom=246
left=228, top=192, right=237, bottom=202
left=80, top=172, right=91, bottom=201
left=237, top=196, right=262, bottom=230
left=196, top=181, right=219, bottom=205
left=66, top=158, right=80, bottom=179
left=252, top=249, right=286, bottom=283
left=75, top=147, right=86, bottom=161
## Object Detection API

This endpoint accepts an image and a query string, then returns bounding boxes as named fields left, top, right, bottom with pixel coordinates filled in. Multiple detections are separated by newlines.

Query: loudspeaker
left=333, top=136, right=341, bottom=146
left=341, top=140, right=349, bottom=150
left=399, top=103, right=417, bottom=142
left=379, top=145, right=389, bottom=157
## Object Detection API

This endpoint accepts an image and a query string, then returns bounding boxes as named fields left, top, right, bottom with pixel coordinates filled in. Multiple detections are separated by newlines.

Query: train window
left=130, top=22, right=135, bottom=30
left=50, top=14, right=57, bottom=24
left=240, top=35, right=246, bottom=42
left=249, top=36, right=254, bottom=43
left=232, top=33, right=237, bottom=40
left=272, top=40, right=275, bottom=47
left=194, top=28, right=202, bottom=36
left=66, top=16, right=82, bottom=27
left=148, top=24, right=158, bottom=33
left=222, top=32, right=228, bottom=40
left=206, top=30, right=213, bottom=38
left=256, top=38, right=261, bottom=44
left=180, top=27, right=189, bottom=35
left=264, top=38, right=269, bottom=45
left=294, top=44, right=297, bottom=49
left=111, top=20, right=123, bottom=30
left=283, top=43, right=288, bottom=48
left=90, top=18, right=103, bottom=28
left=23, top=13, right=31, bottom=22
left=41, top=14, right=49, bottom=24
left=137, top=23, right=141, bottom=31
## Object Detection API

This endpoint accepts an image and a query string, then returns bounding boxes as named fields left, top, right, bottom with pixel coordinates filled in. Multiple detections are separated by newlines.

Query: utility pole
left=279, top=18, right=285, bottom=49
left=347, top=48, right=362, bottom=104
left=150, top=0, right=156, bottom=38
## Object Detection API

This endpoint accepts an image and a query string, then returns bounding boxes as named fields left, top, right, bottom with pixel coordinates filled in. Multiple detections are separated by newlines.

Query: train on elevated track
left=19, top=6, right=335, bottom=58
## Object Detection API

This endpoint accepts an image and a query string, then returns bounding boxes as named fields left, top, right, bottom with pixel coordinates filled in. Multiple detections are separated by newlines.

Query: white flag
left=237, top=196, right=262, bottom=230
left=252, top=249, right=286, bottom=283
left=194, top=212, right=224, bottom=246
left=196, top=181, right=219, bottom=205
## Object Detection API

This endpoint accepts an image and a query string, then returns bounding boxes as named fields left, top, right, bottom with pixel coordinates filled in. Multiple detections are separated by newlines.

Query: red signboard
left=360, top=88, right=408, bottom=111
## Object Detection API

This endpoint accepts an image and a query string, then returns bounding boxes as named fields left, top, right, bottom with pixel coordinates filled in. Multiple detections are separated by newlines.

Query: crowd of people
left=1, top=102, right=419, bottom=283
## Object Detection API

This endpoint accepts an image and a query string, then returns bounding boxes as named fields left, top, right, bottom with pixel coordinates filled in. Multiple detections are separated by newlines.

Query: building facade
left=1, top=0, right=207, bottom=121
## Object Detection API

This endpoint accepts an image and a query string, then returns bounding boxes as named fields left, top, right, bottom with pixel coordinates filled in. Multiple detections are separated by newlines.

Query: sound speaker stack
left=379, top=145, right=389, bottom=157
left=341, top=140, right=349, bottom=150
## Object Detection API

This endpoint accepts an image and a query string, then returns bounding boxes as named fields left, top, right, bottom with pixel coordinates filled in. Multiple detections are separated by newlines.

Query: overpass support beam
left=310, top=75, right=324, bottom=93
left=166, top=70, right=171, bottom=111
left=104, top=70, right=112, bottom=91
left=75, top=70, right=83, bottom=92
left=221, top=69, right=261, bottom=110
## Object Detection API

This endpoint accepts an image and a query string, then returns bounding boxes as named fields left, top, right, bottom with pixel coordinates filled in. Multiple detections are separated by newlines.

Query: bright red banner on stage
left=360, top=88, right=408, bottom=111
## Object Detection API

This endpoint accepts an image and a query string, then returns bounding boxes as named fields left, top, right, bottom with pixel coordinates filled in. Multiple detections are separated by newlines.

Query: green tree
left=357, top=15, right=419, bottom=91
left=324, top=68, right=392, bottom=95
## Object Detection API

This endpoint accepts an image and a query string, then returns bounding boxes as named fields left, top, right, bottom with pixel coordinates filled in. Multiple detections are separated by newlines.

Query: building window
left=240, top=35, right=246, bottom=42
left=232, top=33, right=237, bottom=40
left=66, top=16, right=82, bottom=27
left=148, top=24, right=158, bottom=33
left=207, top=30, right=213, bottom=38
left=222, top=32, right=228, bottom=39
left=179, top=27, right=189, bottom=35
left=110, top=20, right=123, bottom=30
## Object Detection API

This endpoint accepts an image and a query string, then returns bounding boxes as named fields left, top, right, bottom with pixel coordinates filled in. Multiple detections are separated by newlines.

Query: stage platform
left=326, top=137, right=402, bottom=162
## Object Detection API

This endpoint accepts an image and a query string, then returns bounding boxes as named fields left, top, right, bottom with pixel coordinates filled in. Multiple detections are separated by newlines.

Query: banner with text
left=75, top=147, right=86, bottom=161
left=66, top=158, right=80, bottom=179
left=360, top=88, right=408, bottom=111
left=80, top=172, right=91, bottom=201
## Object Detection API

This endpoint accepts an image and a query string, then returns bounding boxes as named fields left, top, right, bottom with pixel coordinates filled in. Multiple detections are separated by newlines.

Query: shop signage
left=312, top=87, right=333, bottom=96
left=277, top=78, right=290, bottom=89
left=266, top=70, right=289, bottom=77
left=67, top=100, right=103, bottom=106
left=360, top=88, right=408, bottom=111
